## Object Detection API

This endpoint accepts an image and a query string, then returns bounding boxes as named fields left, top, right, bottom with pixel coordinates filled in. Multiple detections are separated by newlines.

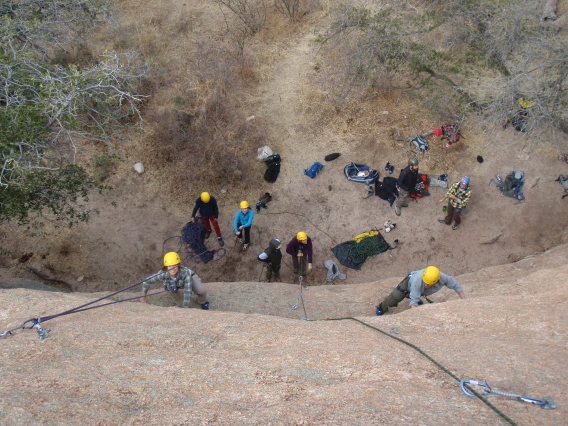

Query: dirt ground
left=1, top=1, right=568, bottom=302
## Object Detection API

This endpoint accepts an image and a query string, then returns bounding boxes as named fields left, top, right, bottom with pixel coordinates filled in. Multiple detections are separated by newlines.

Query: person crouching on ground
left=395, top=157, right=419, bottom=216
left=139, top=252, right=209, bottom=310
left=375, top=266, right=465, bottom=315
left=234, top=200, right=254, bottom=251
left=191, top=191, right=224, bottom=246
left=438, top=176, right=472, bottom=230
left=286, top=231, right=313, bottom=279
left=258, top=239, right=282, bottom=282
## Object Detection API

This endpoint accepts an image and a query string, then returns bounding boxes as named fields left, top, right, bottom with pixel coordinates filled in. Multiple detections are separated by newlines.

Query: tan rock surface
left=1, top=246, right=567, bottom=425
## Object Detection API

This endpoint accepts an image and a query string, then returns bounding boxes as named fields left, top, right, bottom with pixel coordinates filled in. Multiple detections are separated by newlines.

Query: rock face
left=1, top=246, right=567, bottom=425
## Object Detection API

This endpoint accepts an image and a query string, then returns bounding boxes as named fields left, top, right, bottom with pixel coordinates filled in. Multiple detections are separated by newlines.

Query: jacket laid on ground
left=407, top=269, right=464, bottom=308
left=286, top=237, right=313, bottom=263
left=397, top=166, right=419, bottom=192
left=191, top=196, right=219, bottom=218
left=258, top=239, right=282, bottom=269
left=233, top=209, right=255, bottom=232
left=142, top=267, right=197, bottom=308
left=446, top=183, right=472, bottom=209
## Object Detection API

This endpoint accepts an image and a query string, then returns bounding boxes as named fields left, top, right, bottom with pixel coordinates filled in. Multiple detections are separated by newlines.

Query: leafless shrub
left=274, top=0, right=301, bottom=18
left=274, top=0, right=320, bottom=19
left=216, top=0, right=267, bottom=34
left=316, top=1, right=568, bottom=135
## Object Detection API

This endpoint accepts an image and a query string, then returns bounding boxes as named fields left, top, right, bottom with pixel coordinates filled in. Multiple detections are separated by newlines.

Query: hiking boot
left=218, top=237, right=224, bottom=247
left=376, top=305, right=384, bottom=316
left=237, top=237, right=243, bottom=244
left=204, top=230, right=211, bottom=239
left=201, top=301, right=210, bottom=310
left=452, top=224, right=459, bottom=230
left=438, top=219, right=447, bottom=224
left=417, top=299, right=424, bottom=306
left=394, top=206, right=401, bottom=216
left=243, top=243, right=249, bottom=251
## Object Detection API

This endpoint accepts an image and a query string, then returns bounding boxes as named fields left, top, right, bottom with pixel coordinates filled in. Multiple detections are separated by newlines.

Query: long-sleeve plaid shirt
left=142, top=267, right=195, bottom=307
left=446, top=182, right=472, bottom=208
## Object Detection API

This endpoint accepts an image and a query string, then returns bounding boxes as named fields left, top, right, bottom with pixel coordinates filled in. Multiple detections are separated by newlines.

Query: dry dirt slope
left=1, top=245, right=567, bottom=425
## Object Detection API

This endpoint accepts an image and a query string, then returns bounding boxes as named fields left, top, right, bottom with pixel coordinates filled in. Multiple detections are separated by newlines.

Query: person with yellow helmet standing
left=191, top=192, right=224, bottom=246
left=286, top=231, right=313, bottom=279
left=139, top=252, right=210, bottom=310
left=233, top=200, right=254, bottom=250
left=375, top=266, right=465, bottom=315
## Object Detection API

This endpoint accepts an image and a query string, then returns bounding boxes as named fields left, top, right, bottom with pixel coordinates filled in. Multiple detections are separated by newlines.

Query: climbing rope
left=0, top=273, right=168, bottom=340
left=291, top=255, right=309, bottom=320
left=323, top=317, right=529, bottom=425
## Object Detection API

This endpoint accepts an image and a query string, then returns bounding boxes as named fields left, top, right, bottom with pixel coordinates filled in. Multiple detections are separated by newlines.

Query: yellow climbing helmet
left=163, top=252, right=181, bottom=268
left=422, top=266, right=440, bottom=285
left=297, top=231, right=308, bottom=241
left=240, top=200, right=249, bottom=209
left=200, top=192, right=211, bottom=203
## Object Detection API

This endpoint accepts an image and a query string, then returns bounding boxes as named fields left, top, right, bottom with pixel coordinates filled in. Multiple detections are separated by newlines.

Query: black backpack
left=264, top=153, right=281, bottom=183
left=375, top=177, right=398, bottom=200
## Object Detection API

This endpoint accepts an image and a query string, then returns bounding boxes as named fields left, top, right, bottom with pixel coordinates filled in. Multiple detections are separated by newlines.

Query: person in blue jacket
left=233, top=200, right=254, bottom=251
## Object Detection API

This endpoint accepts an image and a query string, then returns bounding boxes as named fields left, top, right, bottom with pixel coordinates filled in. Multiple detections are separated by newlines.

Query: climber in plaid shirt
left=438, top=176, right=472, bottom=230
left=140, top=252, right=209, bottom=310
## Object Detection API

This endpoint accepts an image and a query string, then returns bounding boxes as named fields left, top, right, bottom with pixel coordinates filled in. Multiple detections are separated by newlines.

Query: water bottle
left=496, top=175, right=503, bottom=183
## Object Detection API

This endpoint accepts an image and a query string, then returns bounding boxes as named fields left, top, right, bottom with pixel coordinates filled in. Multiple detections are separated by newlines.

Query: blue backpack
left=304, top=162, right=324, bottom=179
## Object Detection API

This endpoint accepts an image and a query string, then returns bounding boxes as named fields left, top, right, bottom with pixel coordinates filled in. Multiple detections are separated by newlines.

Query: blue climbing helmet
left=460, top=176, right=470, bottom=188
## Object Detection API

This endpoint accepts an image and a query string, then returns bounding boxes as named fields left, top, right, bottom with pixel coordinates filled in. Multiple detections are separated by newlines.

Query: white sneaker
left=243, top=243, right=249, bottom=251
left=237, top=238, right=243, bottom=243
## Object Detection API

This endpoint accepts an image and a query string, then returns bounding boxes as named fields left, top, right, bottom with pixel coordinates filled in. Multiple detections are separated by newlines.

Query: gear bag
left=556, top=175, right=568, bottom=199
left=304, top=162, right=324, bottom=179
left=409, top=135, right=429, bottom=153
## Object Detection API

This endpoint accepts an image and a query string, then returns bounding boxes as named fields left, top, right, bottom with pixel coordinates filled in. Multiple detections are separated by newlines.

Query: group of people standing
left=139, top=164, right=471, bottom=315
left=139, top=192, right=315, bottom=311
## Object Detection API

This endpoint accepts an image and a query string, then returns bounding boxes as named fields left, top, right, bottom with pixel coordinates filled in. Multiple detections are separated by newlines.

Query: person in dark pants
left=140, top=252, right=209, bottom=310
left=395, top=157, right=419, bottom=216
left=191, top=192, right=224, bottom=246
left=233, top=200, right=254, bottom=251
left=258, top=238, right=282, bottom=282
left=438, top=176, right=472, bottom=230
left=286, top=231, right=313, bottom=278
left=376, top=266, right=465, bottom=315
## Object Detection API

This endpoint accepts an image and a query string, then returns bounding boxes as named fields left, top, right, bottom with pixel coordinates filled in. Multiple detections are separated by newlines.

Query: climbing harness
left=460, top=380, right=556, bottom=410
left=1, top=273, right=167, bottom=340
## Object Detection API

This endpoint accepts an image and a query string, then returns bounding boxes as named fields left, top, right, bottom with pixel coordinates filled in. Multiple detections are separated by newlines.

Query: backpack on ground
left=264, top=153, right=281, bottom=183
left=375, top=176, right=398, bottom=205
left=556, top=175, right=568, bottom=199
left=442, top=124, right=462, bottom=144
left=344, top=162, right=379, bottom=184
left=304, top=161, right=324, bottom=179
left=498, top=171, right=525, bottom=201
left=409, top=135, right=429, bottom=153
